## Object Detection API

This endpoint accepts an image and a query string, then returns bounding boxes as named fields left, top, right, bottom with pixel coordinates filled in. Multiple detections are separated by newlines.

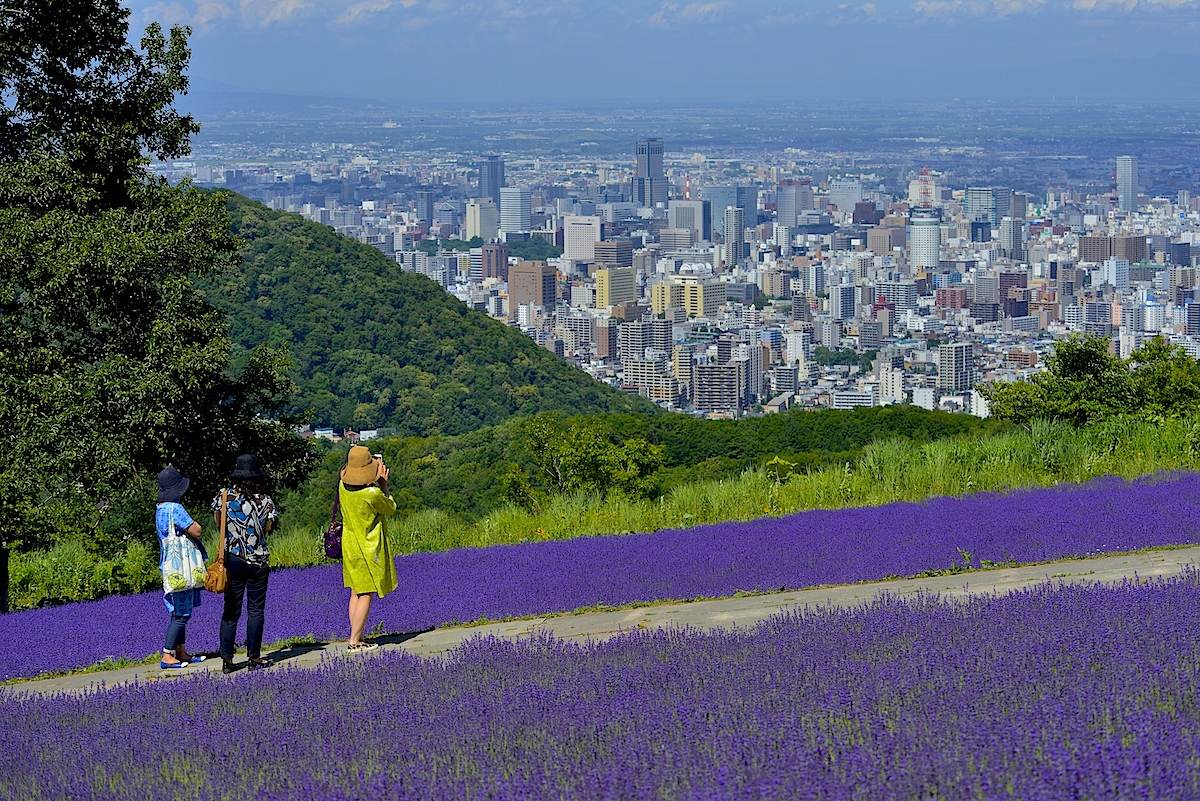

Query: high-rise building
left=828, top=178, right=862, bottom=214
left=723, top=206, right=744, bottom=269
left=668, top=199, right=712, bottom=242
left=908, top=208, right=941, bottom=272
left=965, top=187, right=1011, bottom=226
left=482, top=243, right=508, bottom=281
left=998, top=216, right=1025, bottom=261
left=499, top=186, right=531, bottom=233
left=594, top=239, right=634, bottom=268
left=937, top=342, right=973, bottom=392
left=830, top=283, right=857, bottom=321
left=634, top=138, right=667, bottom=207
left=480, top=155, right=504, bottom=208
left=1117, top=156, right=1138, bottom=212
left=510, top=260, right=556, bottom=311
left=563, top=215, right=602, bottom=262
left=596, top=267, right=637, bottom=309
left=737, top=185, right=758, bottom=228
left=701, top=185, right=738, bottom=237
left=776, top=181, right=814, bottom=228
left=415, top=190, right=435, bottom=224
left=464, top=198, right=498, bottom=242
left=1099, top=258, right=1130, bottom=291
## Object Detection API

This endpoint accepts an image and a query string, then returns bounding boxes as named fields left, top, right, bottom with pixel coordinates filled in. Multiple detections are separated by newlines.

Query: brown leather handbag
left=205, top=489, right=229, bottom=593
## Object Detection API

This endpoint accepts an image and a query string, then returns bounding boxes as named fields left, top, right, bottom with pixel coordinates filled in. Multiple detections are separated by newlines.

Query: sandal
left=348, top=642, right=379, bottom=653
left=160, top=660, right=190, bottom=669
left=247, top=658, right=271, bottom=671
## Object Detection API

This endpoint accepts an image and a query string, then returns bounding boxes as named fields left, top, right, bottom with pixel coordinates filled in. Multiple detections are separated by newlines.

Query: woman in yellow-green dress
left=339, top=445, right=398, bottom=651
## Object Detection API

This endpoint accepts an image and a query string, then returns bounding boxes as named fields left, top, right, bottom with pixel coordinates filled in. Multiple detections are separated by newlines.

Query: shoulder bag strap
left=219, top=489, right=228, bottom=565
left=331, top=478, right=341, bottom=526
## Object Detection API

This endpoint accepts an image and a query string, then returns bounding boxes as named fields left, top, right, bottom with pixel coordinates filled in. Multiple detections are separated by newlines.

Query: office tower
left=828, top=178, right=862, bottom=214
left=499, top=186, right=532, bottom=233
left=510, top=261, right=556, bottom=310
left=482, top=243, right=508, bottom=281
left=965, top=187, right=1011, bottom=226
left=737, top=185, right=758, bottom=228
left=1117, top=156, right=1138, bottom=212
left=659, top=228, right=693, bottom=250
left=465, top=198, right=498, bottom=242
left=668, top=199, right=712, bottom=242
left=701, top=185, right=737, bottom=237
left=415, top=190, right=435, bottom=224
left=908, top=208, right=941, bottom=272
left=563, top=215, right=602, bottom=262
left=596, top=267, right=637, bottom=308
left=634, top=138, right=667, bottom=207
left=594, top=239, right=634, bottom=268
left=723, top=206, right=744, bottom=269
left=937, top=342, right=973, bottom=392
left=776, top=181, right=814, bottom=228
left=805, top=262, right=825, bottom=296
left=998, top=217, right=1024, bottom=261
left=1010, top=192, right=1029, bottom=220
left=830, top=283, right=856, bottom=321
left=480, top=155, right=504, bottom=207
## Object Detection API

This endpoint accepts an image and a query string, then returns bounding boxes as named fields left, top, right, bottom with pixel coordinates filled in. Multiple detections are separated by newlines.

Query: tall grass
left=259, top=416, right=1200, bottom=564
left=13, top=416, right=1200, bottom=608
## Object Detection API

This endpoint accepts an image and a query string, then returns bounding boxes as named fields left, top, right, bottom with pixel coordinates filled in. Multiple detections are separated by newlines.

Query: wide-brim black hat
left=157, top=466, right=190, bottom=503
left=229, top=453, right=269, bottom=481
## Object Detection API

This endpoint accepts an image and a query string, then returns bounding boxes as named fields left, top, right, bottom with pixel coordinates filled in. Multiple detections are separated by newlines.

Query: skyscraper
left=723, top=206, right=744, bottom=269
left=701, top=185, right=737, bottom=237
left=415, top=190, right=435, bottom=225
left=966, top=187, right=1011, bottom=226
left=480, top=155, right=504, bottom=208
left=1117, top=156, right=1138, bottom=212
left=635, top=138, right=667, bottom=207
left=465, top=198, right=498, bottom=242
left=776, top=181, right=814, bottom=228
left=908, top=208, right=941, bottom=273
left=998, top=216, right=1025, bottom=261
left=667, top=199, right=712, bottom=242
left=499, top=186, right=531, bottom=233
left=737, top=185, right=758, bottom=228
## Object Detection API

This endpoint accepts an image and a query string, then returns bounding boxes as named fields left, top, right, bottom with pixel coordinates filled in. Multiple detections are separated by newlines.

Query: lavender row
left=5, top=574, right=1200, bottom=799
left=4, top=472, right=1200, bottom=681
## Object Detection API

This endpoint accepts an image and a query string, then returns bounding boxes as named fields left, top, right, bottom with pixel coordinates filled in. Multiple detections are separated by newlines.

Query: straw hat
left=341, top=445, right=382, bottom=485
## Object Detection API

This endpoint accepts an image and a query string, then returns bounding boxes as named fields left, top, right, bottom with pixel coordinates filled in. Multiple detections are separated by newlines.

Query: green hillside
left=279, top=405, right=1004, bottom=530
left=202, top=196, right=656, bottom=436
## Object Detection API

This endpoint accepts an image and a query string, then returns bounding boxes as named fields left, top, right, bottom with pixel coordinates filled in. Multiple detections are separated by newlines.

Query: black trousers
left=220, top=553, right=270, bottom=660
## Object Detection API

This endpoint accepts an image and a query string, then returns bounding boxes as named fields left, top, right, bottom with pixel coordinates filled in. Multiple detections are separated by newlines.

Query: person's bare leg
left=348, top=591, right=373, bottom=644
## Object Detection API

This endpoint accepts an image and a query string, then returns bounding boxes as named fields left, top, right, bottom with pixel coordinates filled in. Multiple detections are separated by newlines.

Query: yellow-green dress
left=339, top=483, right=398, bottom=598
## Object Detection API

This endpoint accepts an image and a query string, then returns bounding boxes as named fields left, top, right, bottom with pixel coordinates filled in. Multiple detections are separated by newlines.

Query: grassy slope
left=201, top=195, right=656, bottom=436
left=279, top=405, right=1002, bottom=531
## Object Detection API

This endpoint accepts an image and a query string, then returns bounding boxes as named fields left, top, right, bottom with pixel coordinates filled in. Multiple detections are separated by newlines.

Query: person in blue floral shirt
left=212, top=454, right=279, bottom=673
left=156, top=466, right=207, bottom=669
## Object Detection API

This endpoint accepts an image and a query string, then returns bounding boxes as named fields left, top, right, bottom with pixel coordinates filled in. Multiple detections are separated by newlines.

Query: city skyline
left=133, top=0, right=1200, bottom=104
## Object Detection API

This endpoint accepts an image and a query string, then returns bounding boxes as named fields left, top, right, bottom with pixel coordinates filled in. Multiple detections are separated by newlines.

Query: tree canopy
left=980, top=334, right=1200, bottom=428
left=204, top=197, right=656, bottom=437
left=0, top=3, right=314, bottom=610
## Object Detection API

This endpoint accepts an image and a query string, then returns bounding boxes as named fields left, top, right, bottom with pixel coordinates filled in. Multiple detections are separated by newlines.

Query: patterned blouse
left=211, top=489, right=278, bottom=567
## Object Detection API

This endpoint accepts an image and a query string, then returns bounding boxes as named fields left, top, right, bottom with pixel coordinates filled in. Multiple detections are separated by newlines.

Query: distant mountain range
left=200, top=196, right=655, bottom=437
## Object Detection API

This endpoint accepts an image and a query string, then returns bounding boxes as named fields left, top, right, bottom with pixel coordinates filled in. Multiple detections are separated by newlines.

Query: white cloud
left=911, top=0, right=1043, bottom=15
left=337, top=0, right=418, bottom=23
left=1074, top=0, right=1196, bottom=8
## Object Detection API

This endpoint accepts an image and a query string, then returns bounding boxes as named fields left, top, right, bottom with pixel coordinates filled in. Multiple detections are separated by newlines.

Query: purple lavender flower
left=2, top=472, right=1197, bottom=681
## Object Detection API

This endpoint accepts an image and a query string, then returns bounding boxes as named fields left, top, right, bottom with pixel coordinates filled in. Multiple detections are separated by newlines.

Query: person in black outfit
left=212, top=454, right=279, bottom=673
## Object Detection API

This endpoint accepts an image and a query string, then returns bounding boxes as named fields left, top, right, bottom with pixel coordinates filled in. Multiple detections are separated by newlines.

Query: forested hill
left=201, top=196, right=656, bottom=436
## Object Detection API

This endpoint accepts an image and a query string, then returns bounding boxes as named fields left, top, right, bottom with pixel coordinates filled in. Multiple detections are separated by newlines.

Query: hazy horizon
left=130, top=0, right=1200, bottom=105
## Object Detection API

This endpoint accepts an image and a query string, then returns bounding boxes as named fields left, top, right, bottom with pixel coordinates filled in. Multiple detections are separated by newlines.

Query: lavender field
left=4, top=573, right=1200, bottom=800
left=4, top=472, right=1200, bottom=681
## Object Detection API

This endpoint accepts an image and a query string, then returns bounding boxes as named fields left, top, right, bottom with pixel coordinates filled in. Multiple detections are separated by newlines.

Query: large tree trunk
left=0, top=544, right=9, bottom=614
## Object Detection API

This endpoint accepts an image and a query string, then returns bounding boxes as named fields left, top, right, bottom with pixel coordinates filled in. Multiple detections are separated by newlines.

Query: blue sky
left=128, top=0, right=1200, bottom=101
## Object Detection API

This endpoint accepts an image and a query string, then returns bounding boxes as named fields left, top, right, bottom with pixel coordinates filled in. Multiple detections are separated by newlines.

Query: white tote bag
left=161, top=505, right=207, bottom=594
